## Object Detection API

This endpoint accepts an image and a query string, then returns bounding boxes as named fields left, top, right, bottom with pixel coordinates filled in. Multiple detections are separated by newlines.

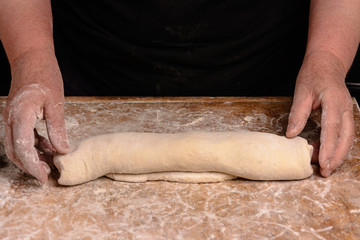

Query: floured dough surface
left=54, top=131, right=314, bottom=185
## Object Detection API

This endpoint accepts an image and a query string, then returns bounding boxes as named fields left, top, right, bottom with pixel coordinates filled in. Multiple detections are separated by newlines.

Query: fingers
left=12, top=107, right=51, bottom=183
left=287, top=82, right=354, bottom=178
left=3, top=85, right=69, bottom=183
left=4, top=100, right=68, bottom=183
left=320, top=109, right=355, bottom=177
left=4, top=123, right=27, bottom=173
left=34, top=128, right=56, bottom=154
left=288, top=89, right=353, bottom=177
left=286, top=88, right=313, bottom=138
left=318, top=102, right=340, bottom=172
left=34, top=129, right=56, bottom=168
left=287, top=50, right=354, bottom=177
left=44, top=101, right=69, bottom=154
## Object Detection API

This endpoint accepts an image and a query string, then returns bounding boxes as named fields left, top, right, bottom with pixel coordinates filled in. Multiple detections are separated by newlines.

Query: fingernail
left=37, top=164, right=50, bottom=185
left=61, top=140, right=70, bottom=152
left=321, top=162, right=332, bottom=177
left=62, top=139, right=69, bottom=148
left=287, top=123, right=296, bottom=131
left=37, top=174, right=48, bottom=185
left=323, top=169, right=332, bottom=177
left=42, top=161, right=51, bottom=175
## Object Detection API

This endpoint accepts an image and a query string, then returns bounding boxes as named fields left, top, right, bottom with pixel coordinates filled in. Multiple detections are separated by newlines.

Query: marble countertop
left=1, top=97, right=360, bottom=239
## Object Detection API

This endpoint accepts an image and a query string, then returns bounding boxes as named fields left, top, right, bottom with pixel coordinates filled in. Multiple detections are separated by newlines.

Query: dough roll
left=54, top=131, right=314, bottom=185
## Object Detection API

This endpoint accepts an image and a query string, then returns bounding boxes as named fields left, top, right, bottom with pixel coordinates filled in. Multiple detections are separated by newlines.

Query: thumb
left=44, top=101, right=70, bottom=154
left=286, top=87, right=313, bottom=138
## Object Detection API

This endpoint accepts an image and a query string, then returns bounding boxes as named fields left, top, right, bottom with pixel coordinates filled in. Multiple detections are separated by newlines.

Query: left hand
left=286, top=50, right=355, bottom=177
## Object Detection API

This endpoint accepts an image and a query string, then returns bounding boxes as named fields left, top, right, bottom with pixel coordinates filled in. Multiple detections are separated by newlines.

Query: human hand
left=2, top=50, right=69, bottom=183
left=286, top=51, right=355, bottom=177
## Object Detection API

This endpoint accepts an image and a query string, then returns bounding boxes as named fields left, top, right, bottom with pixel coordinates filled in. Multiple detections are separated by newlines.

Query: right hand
left=2, top=49, right=69, bottom=183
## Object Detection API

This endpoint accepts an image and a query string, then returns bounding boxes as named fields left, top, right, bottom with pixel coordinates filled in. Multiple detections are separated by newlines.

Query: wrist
left=11, top=47, right=56, bottom=70
left=301, top=50, right=347, bottom=81
left=9, top=48, right=63, bottom=93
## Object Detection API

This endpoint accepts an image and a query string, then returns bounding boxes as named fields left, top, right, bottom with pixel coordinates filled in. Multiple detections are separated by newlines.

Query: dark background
left=0, top=40, right=359, bottom=100
left=0, top=42, right=10, bottom=96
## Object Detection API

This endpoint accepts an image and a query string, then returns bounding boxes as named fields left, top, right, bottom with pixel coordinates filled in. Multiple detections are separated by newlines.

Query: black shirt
left=52, top=0, right=310, bottom=96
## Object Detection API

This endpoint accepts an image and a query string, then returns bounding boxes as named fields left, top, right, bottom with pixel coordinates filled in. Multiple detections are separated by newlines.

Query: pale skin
left=0, top=0, right=359, bottom=183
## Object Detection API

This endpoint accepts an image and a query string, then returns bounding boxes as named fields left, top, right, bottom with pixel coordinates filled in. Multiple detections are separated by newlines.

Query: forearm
left=0, top=0, right=54, bottom=66
left=307, top=0, right=360, bottom=72
left=0, top=1, right=68, bottom=184
left=288, top=0, right=359, bottom=177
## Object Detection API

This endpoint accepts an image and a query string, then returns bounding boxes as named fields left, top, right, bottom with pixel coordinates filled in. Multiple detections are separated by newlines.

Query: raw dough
left=54, top=131, right=314, bottom=185
left=106, top=172, right=237, bottom=183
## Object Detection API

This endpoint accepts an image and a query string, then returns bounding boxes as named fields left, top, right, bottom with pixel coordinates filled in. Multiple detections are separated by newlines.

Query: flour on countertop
left=0, top=98, right=359, bottom=239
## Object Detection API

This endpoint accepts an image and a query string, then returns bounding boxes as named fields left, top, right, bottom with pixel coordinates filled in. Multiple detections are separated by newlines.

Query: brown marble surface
left=1, top=97, right=360, bottom=239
